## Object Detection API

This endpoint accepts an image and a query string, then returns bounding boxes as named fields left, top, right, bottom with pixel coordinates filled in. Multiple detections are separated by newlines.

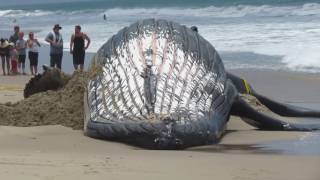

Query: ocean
left=0, top=0, right=320, bottom=72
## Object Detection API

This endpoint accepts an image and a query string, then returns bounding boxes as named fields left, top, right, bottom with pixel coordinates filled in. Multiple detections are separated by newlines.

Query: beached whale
left=25, top=19, right=320, bottom=149
left=83, top=19, right=320, bottom=149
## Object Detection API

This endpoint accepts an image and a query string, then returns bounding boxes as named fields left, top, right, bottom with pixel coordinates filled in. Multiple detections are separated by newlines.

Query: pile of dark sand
left=0, top=71, right=89, bottom=130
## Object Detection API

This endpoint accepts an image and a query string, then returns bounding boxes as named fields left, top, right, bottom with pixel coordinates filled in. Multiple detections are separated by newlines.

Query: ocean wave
left=0, top=9, right=55, bottom=17
left=281, top=46, right=320, bottom=73
left=1, top=3, right=320, bottom=18
left=0, top=9, right=104, bottom=18
left=103, top=3, right=320, bottom=18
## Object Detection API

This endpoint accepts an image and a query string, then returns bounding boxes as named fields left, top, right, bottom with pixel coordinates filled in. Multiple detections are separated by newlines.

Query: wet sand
left=0, top=69, right=320, bottom=180
left=0, top=75, right=31, bottom=103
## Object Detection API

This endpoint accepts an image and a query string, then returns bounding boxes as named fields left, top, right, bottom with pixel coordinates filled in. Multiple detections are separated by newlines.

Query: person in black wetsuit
left=69, top=25, right=91, bottom=71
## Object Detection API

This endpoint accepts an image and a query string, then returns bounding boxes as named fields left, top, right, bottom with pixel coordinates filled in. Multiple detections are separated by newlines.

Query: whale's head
left=85, top=19, right=234, bottom=148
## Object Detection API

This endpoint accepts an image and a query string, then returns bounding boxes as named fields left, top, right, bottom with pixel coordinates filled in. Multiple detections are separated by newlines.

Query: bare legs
left=73, top=64, right=84, bottom=71
left=18, top=62, right=26, bottom=74
left=80, top=64, right=84, bottom=71
left=30, top=65, right=33, bottom=75
left=1, top=56, right=10, bottom=75
left=30, top=65, right=37, bottom=75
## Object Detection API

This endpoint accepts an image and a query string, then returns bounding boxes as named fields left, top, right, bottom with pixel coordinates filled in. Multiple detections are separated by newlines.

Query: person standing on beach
left=0, top=39, right=10, bottom=75
left=9, top=43, right=18, bottom=75
left=9, top=25, right=20, bottom=44
left=45, top=24, right=63, bottom=69
left=27, top=32, right=41, bottom=75
left=16, top=32, right=27, bottom=75
left=70, top=25, right=90, bottom=71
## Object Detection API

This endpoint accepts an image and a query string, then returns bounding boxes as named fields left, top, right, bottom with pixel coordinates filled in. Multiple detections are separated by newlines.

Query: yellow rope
left=242, top=79, right=251, bottom=94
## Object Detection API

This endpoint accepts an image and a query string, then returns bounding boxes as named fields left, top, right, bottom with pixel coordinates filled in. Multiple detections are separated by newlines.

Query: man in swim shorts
left=70, top=25, right=91, bottom=71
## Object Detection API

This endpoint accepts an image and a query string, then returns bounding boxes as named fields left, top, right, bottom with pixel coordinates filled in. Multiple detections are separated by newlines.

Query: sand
left=0, top=71, right=88, bottom=129
left=0, top=68, right=320, bottom=180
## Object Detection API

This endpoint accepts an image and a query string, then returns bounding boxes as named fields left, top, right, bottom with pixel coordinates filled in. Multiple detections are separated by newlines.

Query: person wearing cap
left=27, top=32, right=41, bottom=75
left=70, top=25, right=90, bottom=71
left=45, top=24, right=63, bottom=69
left=9, top=25, right=20, bottom=44
left=16, top=31, right=27, bottom=75
left=0, top=39, right=11, bottom=75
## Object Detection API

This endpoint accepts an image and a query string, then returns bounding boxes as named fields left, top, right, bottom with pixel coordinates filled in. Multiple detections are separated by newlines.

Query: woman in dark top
left=0, top=39, right=11, bottom=75
left=70, top=25, right=91, bottom=71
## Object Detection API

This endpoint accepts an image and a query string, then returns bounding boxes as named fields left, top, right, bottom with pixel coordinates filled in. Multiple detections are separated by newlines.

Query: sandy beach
left=0, top=67, right=319, bottom=180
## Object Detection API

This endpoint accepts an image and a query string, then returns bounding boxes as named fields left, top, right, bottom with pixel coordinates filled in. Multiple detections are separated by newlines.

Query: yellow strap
left=242, top=79, right=251, bottom=94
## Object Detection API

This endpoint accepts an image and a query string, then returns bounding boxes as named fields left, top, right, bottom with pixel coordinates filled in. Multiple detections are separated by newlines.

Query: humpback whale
left=25, top=19, right=320, bottom=149
left=83, top=19, right=320, bottom=149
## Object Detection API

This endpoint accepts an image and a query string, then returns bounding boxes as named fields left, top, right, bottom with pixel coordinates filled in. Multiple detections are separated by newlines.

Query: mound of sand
left=0, top=71, right=89, bottom=130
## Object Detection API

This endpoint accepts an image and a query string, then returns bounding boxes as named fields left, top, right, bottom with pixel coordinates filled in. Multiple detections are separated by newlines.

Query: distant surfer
left=103, top=14, right=107, bottom=21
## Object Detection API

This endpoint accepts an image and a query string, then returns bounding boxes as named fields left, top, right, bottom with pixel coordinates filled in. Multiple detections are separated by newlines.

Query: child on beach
left=16, top=31, right=27, bottom=75
left=27, top=32, right=41, bottom=75
left=9, top=44, right=18, bottom=75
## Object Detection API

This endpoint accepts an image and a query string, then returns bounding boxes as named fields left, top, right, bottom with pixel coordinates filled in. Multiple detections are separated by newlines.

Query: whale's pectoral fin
left=227, top=72, right=320, bottom=118
left=230, top=98, right=320, bottom=131
left=251, top=93, right=320, bottom=117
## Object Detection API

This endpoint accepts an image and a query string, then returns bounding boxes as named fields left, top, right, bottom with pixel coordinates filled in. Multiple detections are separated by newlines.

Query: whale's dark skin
left=24, top=19, right=320, bottom=149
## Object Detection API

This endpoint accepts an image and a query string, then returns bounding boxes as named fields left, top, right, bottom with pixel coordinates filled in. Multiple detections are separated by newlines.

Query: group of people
left=0, top=25, right=40, bottom=75
left=0, top=24, right=91, bottom=76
